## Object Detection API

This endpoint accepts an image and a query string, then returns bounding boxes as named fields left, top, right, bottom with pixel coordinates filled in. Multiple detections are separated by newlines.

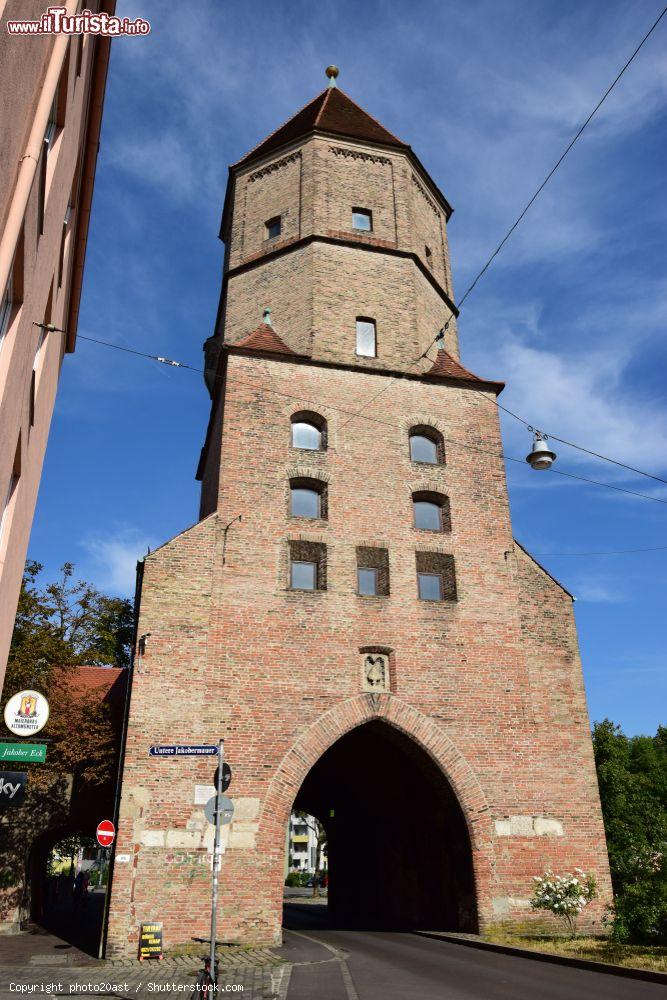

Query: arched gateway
left=105, top=75, right=612, bottom=957
left=265, top=696, right=486, bottom=931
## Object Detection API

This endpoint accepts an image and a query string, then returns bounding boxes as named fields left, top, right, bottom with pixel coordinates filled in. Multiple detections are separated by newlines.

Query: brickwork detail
left=106, top=89, right=613, bottom=956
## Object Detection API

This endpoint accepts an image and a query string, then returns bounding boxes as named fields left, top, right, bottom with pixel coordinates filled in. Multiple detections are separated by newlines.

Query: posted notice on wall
left=139, top=922, right=163, bottom=960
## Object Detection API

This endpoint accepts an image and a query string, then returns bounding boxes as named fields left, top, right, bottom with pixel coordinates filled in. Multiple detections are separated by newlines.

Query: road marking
left=286, top=930, right=359, bottom=1000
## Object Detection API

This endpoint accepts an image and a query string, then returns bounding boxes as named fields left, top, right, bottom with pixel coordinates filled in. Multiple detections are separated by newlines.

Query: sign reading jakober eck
left=96, top=819, right=115, bottom=847
left=3, top=690, right=49, bottom=737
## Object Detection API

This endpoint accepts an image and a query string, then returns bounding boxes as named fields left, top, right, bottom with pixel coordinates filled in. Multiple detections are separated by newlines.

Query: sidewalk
left=0, top=924, right=287, bottom=999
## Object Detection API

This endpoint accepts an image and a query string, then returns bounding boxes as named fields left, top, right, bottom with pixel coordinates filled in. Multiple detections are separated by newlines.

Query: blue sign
left=149, top=745, right=219, bottom=757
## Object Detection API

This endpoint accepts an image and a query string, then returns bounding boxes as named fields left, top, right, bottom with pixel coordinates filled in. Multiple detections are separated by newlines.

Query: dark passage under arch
left=288, top=720, right=477, bottom=931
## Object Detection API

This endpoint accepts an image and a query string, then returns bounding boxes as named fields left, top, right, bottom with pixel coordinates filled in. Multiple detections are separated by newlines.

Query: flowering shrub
left=530, top=869, right=597, bottom=937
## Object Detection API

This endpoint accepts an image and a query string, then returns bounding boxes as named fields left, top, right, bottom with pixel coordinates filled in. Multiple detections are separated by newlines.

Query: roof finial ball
left=325, top=65, right=340, bottom=88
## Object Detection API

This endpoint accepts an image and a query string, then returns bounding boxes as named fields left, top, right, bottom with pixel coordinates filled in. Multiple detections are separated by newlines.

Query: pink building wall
left=0, top=1, right=114, bottom=690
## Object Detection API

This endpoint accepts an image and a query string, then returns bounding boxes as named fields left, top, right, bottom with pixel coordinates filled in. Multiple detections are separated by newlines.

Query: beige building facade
left=0, top=1, right=114, bottom=687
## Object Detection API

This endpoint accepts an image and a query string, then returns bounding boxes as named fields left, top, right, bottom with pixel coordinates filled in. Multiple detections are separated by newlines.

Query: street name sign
left=204, top=794, right=234, bottom=826
left=0, top=771, right=27, bottom=807
left=149, top=744, right=219, bottom=757
left=96, top=819, right=116, bottom=847
left=0, top=742, right=46, bottom=763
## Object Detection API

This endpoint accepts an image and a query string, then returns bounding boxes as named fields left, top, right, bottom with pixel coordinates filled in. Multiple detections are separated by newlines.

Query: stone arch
left=259, top=693, right=493, bottom=876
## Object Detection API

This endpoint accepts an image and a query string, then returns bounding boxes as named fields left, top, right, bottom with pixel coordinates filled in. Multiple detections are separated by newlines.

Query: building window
left=265, top=216, right=282, bottom=239
left=356, top=545, right=390, bottom=596
left=352, top=208, right=372, bottom=232
left=409, top=426, right=445, bottom=465
left=37, top=142, right=48, bottom=236
left=0, top=273, right=12, bottom=352
left=412, top=491, right=451, bottom=532
left=0, top=437, right=21, bottom=549
left=75, top=34, right=83, bottom=78
left=418, top=572, right=441, bottom=601
left=288, top=540, right=327, bottom=591
left=291, top=560, right=316, bottom=590
left=289, top=477, right=327, bottom=519
left=425, top=245, right=433, bottom=268
left=291, top=411, right=326, bottom=451
left=358, top=568, right=377, bottom=596
left=416, top=551, right=457, bottom=602
left=45, top=94, right=58, bottom=147
left=356, top=318, right=376, bottom=358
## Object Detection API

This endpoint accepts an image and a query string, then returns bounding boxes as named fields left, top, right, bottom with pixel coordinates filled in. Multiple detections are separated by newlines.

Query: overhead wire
left=332, top=4, right=667, bottom=457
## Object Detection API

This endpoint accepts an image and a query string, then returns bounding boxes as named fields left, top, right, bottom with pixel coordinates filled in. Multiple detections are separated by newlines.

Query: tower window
left=289, top=477, right=327, bottom=519
left=291, top=560, right=317, bottom=590
left=289, top=540, right=327, bottom=591
left=352, top=208, right=373, bottom=232
left=265, top=216, right=282, bottom=239
left=416, top=551, right=457, bottom=602
left=425, top=245, right=433, bottom=268
left=358, top=568, right=378, bottom=596
left=409, top=426, right=445, bottom=465
left=291, top=411, right=327, bottom=451
left=412, top=491, right=451, bottom=533
left=356, top=318, right=376, bottom=358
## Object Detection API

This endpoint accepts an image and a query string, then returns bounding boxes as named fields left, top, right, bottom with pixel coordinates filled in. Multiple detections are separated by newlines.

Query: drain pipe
left=0, top=0, right=79, bottom=296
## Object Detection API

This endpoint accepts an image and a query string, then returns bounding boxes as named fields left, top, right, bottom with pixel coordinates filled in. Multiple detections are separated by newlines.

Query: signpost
left=96, top=819, right=116, bottom=848
left=0, top=742, right=46, bottom=763
left=204, top=793, right=234, bottom=827
left=208, top=738, right=227, bottom=988
left=0, top=771, right=27, bottom=807
left=212, top=762, right=232, bottom=792
left=149, top=745, right=219, bottom=758
left=139, top=922, right=163, bottom=961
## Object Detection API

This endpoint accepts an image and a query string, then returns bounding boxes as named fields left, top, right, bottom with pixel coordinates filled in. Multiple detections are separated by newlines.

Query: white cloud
left=80, top=527, right=155, bottom=596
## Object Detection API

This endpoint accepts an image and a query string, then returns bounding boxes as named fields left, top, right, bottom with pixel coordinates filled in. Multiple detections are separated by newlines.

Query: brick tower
left=106, top=72, right=612, bottom=956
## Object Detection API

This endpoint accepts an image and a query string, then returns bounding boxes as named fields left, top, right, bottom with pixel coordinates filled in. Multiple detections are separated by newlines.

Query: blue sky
left=28, top=0, right=667, bottom=735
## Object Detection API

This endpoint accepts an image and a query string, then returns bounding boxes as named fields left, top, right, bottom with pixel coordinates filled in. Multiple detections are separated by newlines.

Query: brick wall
left=106, top=113, right=611, bottom=956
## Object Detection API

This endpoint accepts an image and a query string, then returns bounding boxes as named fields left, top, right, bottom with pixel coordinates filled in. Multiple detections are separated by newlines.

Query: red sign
left=96, top=819, right=115, bottom=847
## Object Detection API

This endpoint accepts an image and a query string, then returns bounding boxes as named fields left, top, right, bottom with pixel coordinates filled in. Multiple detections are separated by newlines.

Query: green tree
left=0, top=562, right=132, bottom=927
left=593, top=719, right=667, bottom=942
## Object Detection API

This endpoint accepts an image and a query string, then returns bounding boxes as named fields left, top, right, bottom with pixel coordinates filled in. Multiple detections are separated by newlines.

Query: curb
left=412, top=931, right=667, bottom=985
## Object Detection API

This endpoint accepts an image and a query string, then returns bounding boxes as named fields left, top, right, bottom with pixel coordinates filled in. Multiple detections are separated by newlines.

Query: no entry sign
left=96, top=819, right=115, bottom=847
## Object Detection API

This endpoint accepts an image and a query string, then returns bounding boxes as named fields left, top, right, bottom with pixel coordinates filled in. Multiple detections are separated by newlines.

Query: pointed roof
left=234, top=87, right=409, bottom=168
left=425, top=349, right=505, bottom=393
left=231, top=323, right=305, bottom=357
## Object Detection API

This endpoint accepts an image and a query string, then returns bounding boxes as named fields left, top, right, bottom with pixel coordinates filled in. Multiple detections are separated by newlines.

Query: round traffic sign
left=96, top=819, right=115, bottom=847
left=212, top=762, right=232, bottom=793
left=204, top=794, right=234, bottom=826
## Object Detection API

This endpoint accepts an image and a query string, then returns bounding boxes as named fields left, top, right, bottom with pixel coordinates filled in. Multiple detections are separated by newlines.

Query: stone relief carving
left=329, top=145, right=391, bottom=166
left=248, top=151, right=301, bottom=183
left=362, top=653, right=389, bottom=692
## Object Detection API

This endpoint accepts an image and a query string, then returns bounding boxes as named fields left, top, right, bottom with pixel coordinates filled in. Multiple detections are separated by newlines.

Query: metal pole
left=209, top=738, right=224, bottom=982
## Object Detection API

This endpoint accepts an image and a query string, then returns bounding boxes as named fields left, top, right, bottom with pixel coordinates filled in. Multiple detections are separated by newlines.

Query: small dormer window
left=352, top=209, right=372, bottom=232
left=266, top=216, right=281, bottom=240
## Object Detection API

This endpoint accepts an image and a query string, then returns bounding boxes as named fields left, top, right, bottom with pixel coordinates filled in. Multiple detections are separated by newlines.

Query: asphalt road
left=281, top=907, right=665, bottom=1000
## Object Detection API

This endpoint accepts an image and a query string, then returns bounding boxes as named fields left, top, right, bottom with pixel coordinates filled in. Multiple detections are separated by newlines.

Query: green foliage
left=285, top=872, right=301, bottom=887
left=5, top=560, right=133, bottom=694
left=0, top=561, right=132, bottom=919
left=593, top=720, right=667, bottom=943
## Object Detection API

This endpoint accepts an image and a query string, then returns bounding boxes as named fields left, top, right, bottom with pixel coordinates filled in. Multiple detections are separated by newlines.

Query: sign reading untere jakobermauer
left=3, top=691, right=49, bottom=737
left=148, top=745, right=219, bottom=757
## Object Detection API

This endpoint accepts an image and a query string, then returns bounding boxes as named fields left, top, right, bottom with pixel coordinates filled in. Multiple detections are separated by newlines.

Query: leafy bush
left=530, top=869, right=597, bottom=937
left=593, top=721, right=667, bottom=943
left=284, top=872, right=301, bottom=887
